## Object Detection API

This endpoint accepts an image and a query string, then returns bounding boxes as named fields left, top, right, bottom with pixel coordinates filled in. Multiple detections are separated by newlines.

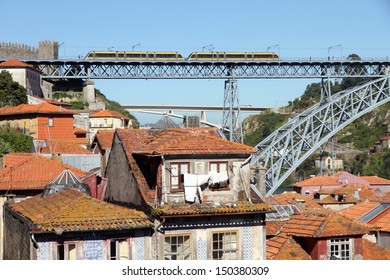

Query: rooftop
left=89, top=109, right=129, bottom=120
left=0, top=153, right=86, bottom=191
left=0, top=58, right=34, bottom=69
left=8, top=188, right=153, bottom=233
left=0, top=102, right=76, bottom=116
left=281, top=209, right=368, bottom=238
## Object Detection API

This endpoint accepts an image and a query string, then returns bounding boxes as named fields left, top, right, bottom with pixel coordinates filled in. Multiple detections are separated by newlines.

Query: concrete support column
left=83, top=80, right=95, bottom=104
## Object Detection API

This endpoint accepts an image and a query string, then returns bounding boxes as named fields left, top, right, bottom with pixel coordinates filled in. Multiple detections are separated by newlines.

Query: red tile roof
left=90, top=110, right=129, bottom=120
left=266, top=221, right=288, bottom=236
left=338, top=201, right=381, bottom=220
left=38, top=139, right=92, bottom=155
left=281, top=209, right=368, bottom=238
left=139, top=128, right=256, bottom=155
left=93, top=130, right=115, bottom=150
left=267, top=191, right=323, bottom=209
left=292, top=176, right=341, bottom=187
left=0, top=153, right=86, bottom=190
left=0, top=58, right=34, bottom=69
left=266, top=233, right=312, bottom=260
left=8, top=188, right=153, bottom=233
left=360, top=176, right=390, bottom=185
left=0, top=102, right=76, bottom=116
left=317, top=184, right=390, bottom=202
left=155, top=201, right=271, bottom=217
left=367, top=208, right=390, bottom=232
left=362, top=239, right=390, bottom=260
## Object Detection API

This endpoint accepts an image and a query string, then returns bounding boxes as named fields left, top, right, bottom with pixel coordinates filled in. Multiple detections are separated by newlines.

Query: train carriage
left=187, top=52, right=279, bottom=61
left=85, top=51, right=185, bottom=61
left=85, top=50, right=280, bottom=61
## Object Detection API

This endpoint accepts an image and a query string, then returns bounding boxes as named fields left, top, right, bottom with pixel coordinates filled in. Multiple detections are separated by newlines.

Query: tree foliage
left=0, top=70, right=28, bottom=106
left=351, top=149, right=390, bottom=179
left=0, top=125, right=32, bottom=154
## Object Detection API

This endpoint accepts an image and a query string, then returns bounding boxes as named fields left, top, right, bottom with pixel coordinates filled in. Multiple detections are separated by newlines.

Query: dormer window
left=328, top=238, right=352, bottom=260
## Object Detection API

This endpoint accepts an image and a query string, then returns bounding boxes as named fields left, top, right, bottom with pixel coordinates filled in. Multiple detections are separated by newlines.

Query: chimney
left=353, top=189, right=361, bottom=200
left=51, top=153, right=62, bottom=163
left=256, top=166, right=267, bottom=197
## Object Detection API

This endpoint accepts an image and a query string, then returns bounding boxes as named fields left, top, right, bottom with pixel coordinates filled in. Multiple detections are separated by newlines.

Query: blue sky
left=1, top=0, right=390, bottom=124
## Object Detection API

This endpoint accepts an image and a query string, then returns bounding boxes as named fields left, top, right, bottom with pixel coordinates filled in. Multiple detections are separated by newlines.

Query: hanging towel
left=209, top=171, right=229, bottom=184
left=183, top=174, right=210, bottom=203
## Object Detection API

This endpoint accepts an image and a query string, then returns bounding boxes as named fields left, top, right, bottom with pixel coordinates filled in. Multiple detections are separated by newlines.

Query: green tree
left=0, top=125, right=32, bottom=153
left=0, top=70, right=28, bottom=106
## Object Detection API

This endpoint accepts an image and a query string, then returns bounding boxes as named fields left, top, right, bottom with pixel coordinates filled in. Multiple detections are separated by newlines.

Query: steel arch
left=250, top=76, right=390, bottom=196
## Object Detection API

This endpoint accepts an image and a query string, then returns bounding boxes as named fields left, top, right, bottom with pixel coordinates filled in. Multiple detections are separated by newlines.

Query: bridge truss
left=250, top=76, right=390, bottom=196
left=18, top=59, right=390, bottom=79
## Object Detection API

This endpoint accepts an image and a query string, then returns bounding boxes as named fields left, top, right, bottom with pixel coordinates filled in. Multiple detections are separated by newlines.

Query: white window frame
left=108, top=239, right=130, bottom=260
left=164, top=234, right=192, bottom=260
left=57, top=242, right=78, bottom=260
left=328, top=238, right=353, bottom=260
left=211, top=231, right=238, bottom=260
left=170, top=162, right=190, bottom=191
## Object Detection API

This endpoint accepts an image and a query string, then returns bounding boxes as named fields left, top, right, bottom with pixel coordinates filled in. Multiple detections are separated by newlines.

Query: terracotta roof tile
left=317, top=184, right=390, bottom=202
left=266, top=221, right=287, bottom=236
left=0, top=153, right=86, bottom=190
left=266, top=233, right=312, bottom=260
left=0, top=102, right=76, bottom=116
left=360, top=176, right=390, bottom=185
left=90, top=110, right=129, bottom=120
left=267, top=191, right=323, bottom=209
left=38, top=139, right=92, bottom=155
left=140, top=128, right=256, bottom=155
left=155, top=201, right=271, bottom=217
left=338, top=201, right=381, bottom=220
left=362, top=239, right=390, bottom=260
left=292, top=176, right=342, bottom=187
left=0, top=58, right=34, bottom=68
left=8, top=188, right=153, bottom=233
left=368, top=208, right=390, bottom=232
left=281, top=210, right=368, bottom=238
left=94, top=130, right=115, bottom=150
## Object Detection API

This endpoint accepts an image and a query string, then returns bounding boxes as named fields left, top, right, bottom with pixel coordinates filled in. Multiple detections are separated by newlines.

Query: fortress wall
left=0, top=40, right=58, bottom=60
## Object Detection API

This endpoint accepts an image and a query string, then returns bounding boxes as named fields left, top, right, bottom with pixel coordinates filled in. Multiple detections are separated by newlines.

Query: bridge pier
left=83, top=79, right=95, bottom=103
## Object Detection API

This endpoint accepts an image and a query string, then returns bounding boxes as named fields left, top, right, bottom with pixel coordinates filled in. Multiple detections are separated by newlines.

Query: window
left=170, top=162, right=190, bottom=191
left=329, top=238, right=352, bottom=260
left=209, top=161, right=229, bottom=189
left=108, top=239, right=130, bottom=260
left=48, top=117, right=54, bottom=127
left=212, top=231, right=238, bottom=260
left=164, top=234, right=191, bottom=260
left=57, top=242, right=78, bottom=260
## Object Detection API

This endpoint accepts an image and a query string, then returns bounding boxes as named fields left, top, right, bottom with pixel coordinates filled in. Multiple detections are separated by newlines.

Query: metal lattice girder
left=14, top=59, right=390, bottom=79
left=250, top=76, right=390, bottom=196
left=222, top=78, right=243, bottom=142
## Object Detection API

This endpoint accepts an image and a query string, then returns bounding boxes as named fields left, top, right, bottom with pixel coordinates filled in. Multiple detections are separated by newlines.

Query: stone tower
left=38, top=40, right=58, bottom=59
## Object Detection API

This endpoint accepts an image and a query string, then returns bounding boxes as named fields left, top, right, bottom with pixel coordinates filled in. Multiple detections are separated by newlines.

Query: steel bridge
left=7, top=58, right=390, bottom=195
left=10, top=58, right=390, bottom=79
left=250, top=76, right=390, bottom=196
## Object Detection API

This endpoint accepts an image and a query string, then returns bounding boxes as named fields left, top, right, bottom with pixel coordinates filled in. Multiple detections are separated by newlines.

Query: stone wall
left=0, top=40, right=58, bottom=59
